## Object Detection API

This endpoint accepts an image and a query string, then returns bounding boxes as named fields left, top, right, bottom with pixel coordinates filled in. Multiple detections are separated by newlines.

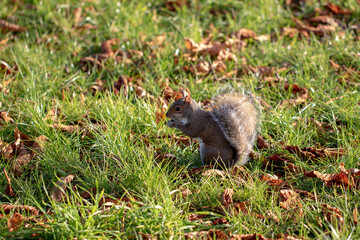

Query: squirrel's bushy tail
left=211, top=92, right=258, bottom=166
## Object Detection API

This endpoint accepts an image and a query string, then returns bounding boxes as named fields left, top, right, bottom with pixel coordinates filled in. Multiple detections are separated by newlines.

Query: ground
left=0, top=0, right=360, bottom=239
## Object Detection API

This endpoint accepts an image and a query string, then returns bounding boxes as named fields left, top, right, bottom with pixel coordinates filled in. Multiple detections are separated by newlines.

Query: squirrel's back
left=210, top=92, right=258, bottom=165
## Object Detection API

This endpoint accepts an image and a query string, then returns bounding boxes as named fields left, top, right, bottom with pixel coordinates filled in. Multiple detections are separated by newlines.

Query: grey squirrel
left=166, top=92, right=258, bottom=168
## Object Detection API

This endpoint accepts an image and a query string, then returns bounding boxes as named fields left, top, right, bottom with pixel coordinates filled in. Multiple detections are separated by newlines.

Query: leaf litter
left=1, top=0, right=359, bottom=238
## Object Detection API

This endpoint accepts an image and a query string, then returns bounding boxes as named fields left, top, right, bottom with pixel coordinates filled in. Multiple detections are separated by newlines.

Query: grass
left=1, top=0, right=360, bottom=239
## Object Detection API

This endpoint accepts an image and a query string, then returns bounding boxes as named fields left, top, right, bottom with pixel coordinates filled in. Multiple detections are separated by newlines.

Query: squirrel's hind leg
left=200, top=144, right=235, bottom=168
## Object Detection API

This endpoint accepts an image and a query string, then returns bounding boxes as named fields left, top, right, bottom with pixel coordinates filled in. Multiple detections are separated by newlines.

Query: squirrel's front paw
left=167, top=119, right=177, bottom=128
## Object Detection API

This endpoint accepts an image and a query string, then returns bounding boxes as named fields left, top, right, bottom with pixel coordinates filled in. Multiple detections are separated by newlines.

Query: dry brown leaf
left=202, top=169, right=226, bottom=178
left=230, top=233, right=269, bottom=240
left=0, top=111, right=14, bottom=123
left=187, top=213, right=207, bottom=221
left=235, top=28, right=256, bottom=39
left=221, top=188, right=234, bottom=206
left=308, top=16, right=339, bottom=27
left=101, top=38, right=117, bottom=56
left=256, top=135, right=270, bottom=149
left=31, top=135, right=48, bottom=154
left=208, top=229, right=229, bottom=240
left=7, top=212, right=23, bottom=232
left=242, top=65, right=288, bottom=78
left=279, top=189, right=304, bottom=220
left=353, top=207, right=358, bottom=226
left=139, top=233, right=157, bottom=240
left=0, top=38, right=10, bottom=46
left=113, top=75, right=128, bottom=96
left=212, top=217, right=228, bottom=225
left=184, top=231, right=209, bottom=239
left=155, top=112, right=166, bottom=124
left=254, top=34, right=270, bottom=42
left=0, top=204, right=39, bottom=216
left=0, top=19, right=26, bottom=33
left=91, top=78, right=105, bottom=94
left=51, top=123, right=81, bottom=132
left=279, top=189, right=299, bottom=209
left=79, top=56, right=104, bottom=70
left=304, top=170, right=351, bottom=188
left=11, top=138, right=34, bottom=176
left=293, top=17, right=336, bottom=37
left=285, top=145, right=346, bottom=160
left=0, top=139, right=13, bottom=160
left=322, top=203, right=344, bottom=226
left=166, top=0, right=189, bottom=11
left=184, top=37, right=237, bottom=62
left=73, top=7, right=83, bottom=25
left=325, top=3, right=352, bottom=15
left=266, top=179, right=286, bottom=187
left=154, top=153, right=176, bottom=162
left=180, top=188, right=192, bottom=197
left=190, top=60, right=210, bottom=74
left=50, top=175, right=75, bottom=202
left=149, top=34, right=166, bottom=46
left=279, top=84, right=309, bottom=108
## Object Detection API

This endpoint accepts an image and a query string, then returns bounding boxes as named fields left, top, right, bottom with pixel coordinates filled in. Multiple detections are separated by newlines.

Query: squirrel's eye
left=175, top=106, right=181, bottom=111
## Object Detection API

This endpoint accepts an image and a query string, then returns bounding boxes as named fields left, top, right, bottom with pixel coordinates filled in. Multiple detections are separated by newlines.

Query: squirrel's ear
left=184, top=95, right=192, bottom=104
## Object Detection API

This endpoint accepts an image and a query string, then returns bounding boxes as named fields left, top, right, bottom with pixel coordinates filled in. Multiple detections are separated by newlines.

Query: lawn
left=0, top=0, right=360, bottom=239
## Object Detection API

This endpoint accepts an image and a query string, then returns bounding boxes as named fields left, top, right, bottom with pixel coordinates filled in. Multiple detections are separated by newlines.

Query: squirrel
left=166, top=92, right=258, bottom=168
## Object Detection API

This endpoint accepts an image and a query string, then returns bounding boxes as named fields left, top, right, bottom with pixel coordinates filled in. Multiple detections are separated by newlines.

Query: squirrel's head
left=166, top=95, right=195, bottom=120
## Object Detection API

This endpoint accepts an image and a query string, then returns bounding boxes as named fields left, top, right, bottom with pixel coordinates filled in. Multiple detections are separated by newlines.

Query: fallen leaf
left=166, top=0, right=189, bottom=11
left=7, top=212, right=23, bottom=232
left=353, top=207, right=358, bottom=226
left=154, top=153, right=176, bottom=162
left=180, top=188, right=192, bottom=198
left=149, top=34, right=166, bottom=46
left=254, top=34, right=270, bottom=42
left=202, top=169, right=226, bottom=178
left=235, top=28, right=256, bottom=39
left=221, top=188, right=234, bottom=206
left=0, top=111, right=14, bottom=123
left=31, top=135, right=48, bottom=154
left=285, top=145, right=345, bottom=160
left=0, top=204, right=39, bottom=215
left=50, top=175, right=75, bottom=202
left=139, top=233, right=157, bottom=240
left=0, top=138, right=13, bottom=160
left=322, top=203, right=344, bottom=227
left=184, top=231, right=209, bottom=239
left=279, top=189, right=303, bottom=219
left=325, top=3, right=352, bottom=15
left=212, top=217, right=228, bottom=225
left=208, top=229, right=229, bottom=240
left=73, top=7, right=83, bottom=26
left=293, top=17, right=336, bottom=37
left=184, top=37, right=237, bottom=62
left=230, top=233, right=269, bottom=240
left=304, top=170, right=351, bottom=188
left=113, top=75, right=128, bottom=96
left=308, top=16, right=339, bottom=27
left=256, top=135, right=270, bottom=149
left=101, top=38, right=117, bottom=56
left=279, top=84, right=309, bottom=108
left=51, top=123, right=81, bottom=132
left=187, top=213, right=207, bottom=221
left=0, top=20, right=26, bottom=33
